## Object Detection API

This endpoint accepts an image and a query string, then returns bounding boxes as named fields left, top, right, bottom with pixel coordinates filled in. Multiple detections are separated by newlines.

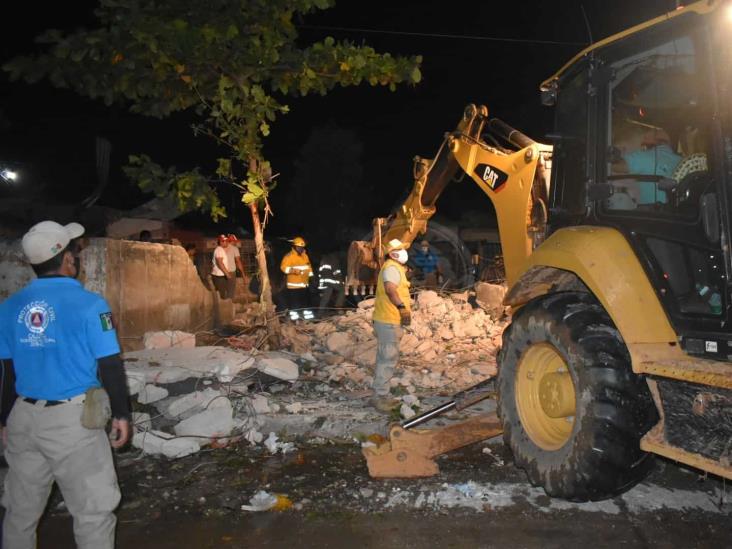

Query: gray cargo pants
left=2, top=397, right=121, bottom=549
left=372, top=320, right=403, bottom=397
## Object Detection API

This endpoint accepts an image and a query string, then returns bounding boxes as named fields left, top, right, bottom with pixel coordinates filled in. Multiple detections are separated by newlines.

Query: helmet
left=383, top=238, right=406, bottom=254
left=292, top=236, right=306, bottom=247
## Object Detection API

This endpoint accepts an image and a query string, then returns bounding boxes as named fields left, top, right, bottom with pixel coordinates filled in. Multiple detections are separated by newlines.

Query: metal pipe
left=487, top=118, right=536, bottom=149
left=401, top=401, right=456, bottom=430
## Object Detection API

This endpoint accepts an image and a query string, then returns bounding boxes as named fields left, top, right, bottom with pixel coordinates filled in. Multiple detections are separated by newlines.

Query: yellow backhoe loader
left=355, top=0, right=732, bottom=501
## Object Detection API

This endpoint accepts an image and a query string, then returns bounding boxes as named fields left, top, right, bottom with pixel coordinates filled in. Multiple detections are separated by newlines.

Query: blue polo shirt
left=0, top=277, right=120, bottom=400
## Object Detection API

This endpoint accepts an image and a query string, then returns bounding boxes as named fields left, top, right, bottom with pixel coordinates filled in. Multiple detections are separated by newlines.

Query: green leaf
left=411, top=66, right=422, bottom=83
left=242, top=192, right=256, bottom=204
left=259, top=122, right=270, bottom=136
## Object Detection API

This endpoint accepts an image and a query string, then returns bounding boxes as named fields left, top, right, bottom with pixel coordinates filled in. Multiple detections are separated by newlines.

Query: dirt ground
left=6, top=437, right=729, bottom=548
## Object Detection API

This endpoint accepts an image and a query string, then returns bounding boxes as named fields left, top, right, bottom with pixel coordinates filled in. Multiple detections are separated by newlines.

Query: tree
left=4, top=0, right=422, bottom=343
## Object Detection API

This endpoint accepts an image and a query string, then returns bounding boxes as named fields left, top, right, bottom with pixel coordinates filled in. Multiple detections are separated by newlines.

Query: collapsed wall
left=0, top=238, right=227, bottom=352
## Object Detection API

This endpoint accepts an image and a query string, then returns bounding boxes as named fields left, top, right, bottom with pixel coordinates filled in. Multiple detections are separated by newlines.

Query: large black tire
left=497, top=292, right=658, bottom=501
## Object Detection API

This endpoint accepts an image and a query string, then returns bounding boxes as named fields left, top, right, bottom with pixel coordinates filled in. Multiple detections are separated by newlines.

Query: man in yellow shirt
left=280, top=236, right=314, bottom=321
left=371, top=238, right=412, bottom=412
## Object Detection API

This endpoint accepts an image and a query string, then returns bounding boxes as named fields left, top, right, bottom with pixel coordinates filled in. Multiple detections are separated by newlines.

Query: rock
left=436, top=326, right=454, bottom=340
left=352, top=340, right=377, bottom=367
left=123, top=347, right=256, bottom=384
left=313, top=322, right=336, bottom=339
left=285, top=402, right=303, bottom=414
left=357, top=298, right=376, bottom=309
left=162, top=388, right=228, bottom=420
left=174, top=400, right=235, bottom=443
left=402, top=394, right=420, bottom=407
left=399, top=333, right=420, bottom=354
left=414, top=340, right=436, bottom=356
left=132, top=429, right=200, bottom=458
left=257, top=356, right=299, bottom=381
left=143, top=330, right=196, bottom=350
left=475, top=282, right=507, bottom=317
left=244, top=428, right=264, bottom=445
left=137, top=384, right=169, bottom=404
left=251, top=394, right=271, bottom=414
left=325, top=331, right=352, bottom=356
left=132, top=412, right=151, bottom=429
left=416, top=291, right=442, bottom=309
left=400, top=404, right=416, bottom=419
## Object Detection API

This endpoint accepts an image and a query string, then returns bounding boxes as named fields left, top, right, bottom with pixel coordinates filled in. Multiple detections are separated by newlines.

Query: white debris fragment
left=257, top=357, right=299, bottom=381
left=137, top=384, right=169, bottom=404
left=241, top=491, right=278, bottom=512
left=244, top=428, right=264, bottom=445
left=131, top=429, right=200, bottom=459
left=400, top=403, right=416, bottom=419
left=285, top=402, right=303, bottom=414
left=163, top=388, right=229, bottom=420
left=173, top=400, right=235, bottom=444
left=250, top=394, right=272, bottom=414
left=264, top=432, right=296, bottom=454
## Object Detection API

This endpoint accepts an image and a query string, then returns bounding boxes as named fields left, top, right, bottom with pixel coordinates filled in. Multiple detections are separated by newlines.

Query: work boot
left=370, top=396, right=399, bottom=413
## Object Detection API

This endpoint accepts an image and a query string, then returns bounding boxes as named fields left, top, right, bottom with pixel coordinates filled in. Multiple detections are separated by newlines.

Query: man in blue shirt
left=0, top=220, right=131, bottom=549
left=410, top=239, right=441, bottom=289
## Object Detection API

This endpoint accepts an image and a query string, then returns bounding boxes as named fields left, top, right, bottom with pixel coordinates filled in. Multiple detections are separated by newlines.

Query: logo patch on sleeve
left=100, top=312, right=114, bottom=331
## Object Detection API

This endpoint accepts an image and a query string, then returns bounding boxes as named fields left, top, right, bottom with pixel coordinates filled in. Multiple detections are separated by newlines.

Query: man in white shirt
left=211, top=234, right=244, bottom=299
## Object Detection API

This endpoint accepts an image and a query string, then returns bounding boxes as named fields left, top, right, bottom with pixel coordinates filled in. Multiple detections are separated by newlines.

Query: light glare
left=0, top=169, right=18, bottom=182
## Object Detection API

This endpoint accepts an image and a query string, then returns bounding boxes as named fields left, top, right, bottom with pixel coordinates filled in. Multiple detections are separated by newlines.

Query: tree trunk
left=249, top=197, right=281, bottom=348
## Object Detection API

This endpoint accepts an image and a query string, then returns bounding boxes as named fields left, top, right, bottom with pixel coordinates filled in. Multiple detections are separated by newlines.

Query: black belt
left=23, top=397, right=68, bottom=407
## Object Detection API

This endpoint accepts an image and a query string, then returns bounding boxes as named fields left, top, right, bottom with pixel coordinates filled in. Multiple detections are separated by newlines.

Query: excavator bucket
left=363, top=413, right=503, bottom=478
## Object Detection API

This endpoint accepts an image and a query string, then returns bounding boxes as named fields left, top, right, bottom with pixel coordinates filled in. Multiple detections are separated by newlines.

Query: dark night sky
left=0, top=0, right=677, bottom=244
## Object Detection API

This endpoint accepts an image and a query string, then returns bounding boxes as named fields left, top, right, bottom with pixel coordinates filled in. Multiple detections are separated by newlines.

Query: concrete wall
left=0, top=238, right=231, bottom=352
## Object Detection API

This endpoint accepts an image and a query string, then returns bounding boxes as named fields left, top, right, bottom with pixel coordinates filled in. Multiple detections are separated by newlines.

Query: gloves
left=399, top=307, right=411, bottom=326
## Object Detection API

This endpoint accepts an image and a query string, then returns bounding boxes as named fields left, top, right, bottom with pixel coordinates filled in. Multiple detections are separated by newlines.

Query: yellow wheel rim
left=515, top=343, right=576, bottom=451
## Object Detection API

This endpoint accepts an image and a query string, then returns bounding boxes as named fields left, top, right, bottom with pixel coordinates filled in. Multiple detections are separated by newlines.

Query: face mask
left=392, top=249, right=408, bottom=264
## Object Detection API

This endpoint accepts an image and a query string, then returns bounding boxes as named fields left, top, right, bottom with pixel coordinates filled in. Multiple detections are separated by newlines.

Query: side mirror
left=700, top=193, right=720, bottom=243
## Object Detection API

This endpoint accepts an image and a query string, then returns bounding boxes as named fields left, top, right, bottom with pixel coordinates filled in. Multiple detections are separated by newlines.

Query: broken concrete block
left=125, top=371, right=146, bottom=397
left=143, top=330, right=196, bottom=350
left=436, top=326, right=454, bottom=340
left=257, top=356, right=299, bottom=381
left=124, top=347, right=256, bottom=384
left=163, top=388, right=228, bottom=420
left=250, top=394, right=271, bottom=414
left=137, top=384, right=169, bottom=404
left=352, top=340, right=377, bottom=367
left=357, top=298, right=376, bottom=309
left=132, top=429, right=200, bottom=459
left=285, top=402, right=303, bottom=414
left=174, top=400, right=235, bottom=444
left=132, top=412, right=151, bottom=429
left=325, top=331, right=352, bottom=356
left=416, top=290, right=442, bottom=309
left=475, top=282, right=507, bottom=317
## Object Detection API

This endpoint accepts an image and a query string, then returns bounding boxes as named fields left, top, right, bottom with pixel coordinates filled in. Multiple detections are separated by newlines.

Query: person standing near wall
left=211, top=234, right=243, bottom=300
left=0, top=220, right=131, bottom=549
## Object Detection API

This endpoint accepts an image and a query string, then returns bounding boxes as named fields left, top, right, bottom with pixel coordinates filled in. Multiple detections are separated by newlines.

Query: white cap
left=21, top=221, right=85, bottom=265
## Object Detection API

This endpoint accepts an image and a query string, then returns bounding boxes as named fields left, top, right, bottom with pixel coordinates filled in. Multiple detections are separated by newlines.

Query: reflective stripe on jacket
left=373, top=259, right=411, bottom=325
left=281, top=250, right=313, bottom=289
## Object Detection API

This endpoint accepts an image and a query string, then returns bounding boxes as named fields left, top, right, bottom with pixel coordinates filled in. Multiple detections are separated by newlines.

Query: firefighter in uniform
left=280, top=236, right=314, bottom=320
left=0, top=220, right=131, bottom=549
left=317, top=251, right=345, bottom=315
left=371, top=238, right=412, bottom=412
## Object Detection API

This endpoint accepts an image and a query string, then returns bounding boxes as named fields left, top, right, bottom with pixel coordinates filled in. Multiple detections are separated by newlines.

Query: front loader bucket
left=363, top=413, right=503, bottom=479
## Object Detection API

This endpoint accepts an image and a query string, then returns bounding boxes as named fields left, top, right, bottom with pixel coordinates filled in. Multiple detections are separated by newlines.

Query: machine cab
left=547, top=2, right=732, bottom=359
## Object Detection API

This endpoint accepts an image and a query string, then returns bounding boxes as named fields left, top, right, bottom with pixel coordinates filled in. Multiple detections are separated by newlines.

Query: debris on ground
left=122, top=288, right=507, bottom=461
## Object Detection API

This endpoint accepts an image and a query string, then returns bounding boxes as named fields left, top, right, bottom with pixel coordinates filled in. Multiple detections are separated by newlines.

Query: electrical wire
left=298, top=25, right=588, bottom=47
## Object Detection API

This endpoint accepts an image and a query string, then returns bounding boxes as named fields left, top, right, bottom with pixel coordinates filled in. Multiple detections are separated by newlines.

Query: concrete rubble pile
left=123, top=284, right=508, bottom=461
left=282, top=287, right=508, bottom=394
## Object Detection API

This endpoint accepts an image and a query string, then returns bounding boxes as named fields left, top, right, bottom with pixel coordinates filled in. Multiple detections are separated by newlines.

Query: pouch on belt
left=81, top=387, right=111, bottom=429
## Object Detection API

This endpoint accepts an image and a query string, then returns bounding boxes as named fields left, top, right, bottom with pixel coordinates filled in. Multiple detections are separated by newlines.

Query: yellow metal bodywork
left=451, top=140, right=541, bottom=286
left=540, top=0, right=722, bottom=91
